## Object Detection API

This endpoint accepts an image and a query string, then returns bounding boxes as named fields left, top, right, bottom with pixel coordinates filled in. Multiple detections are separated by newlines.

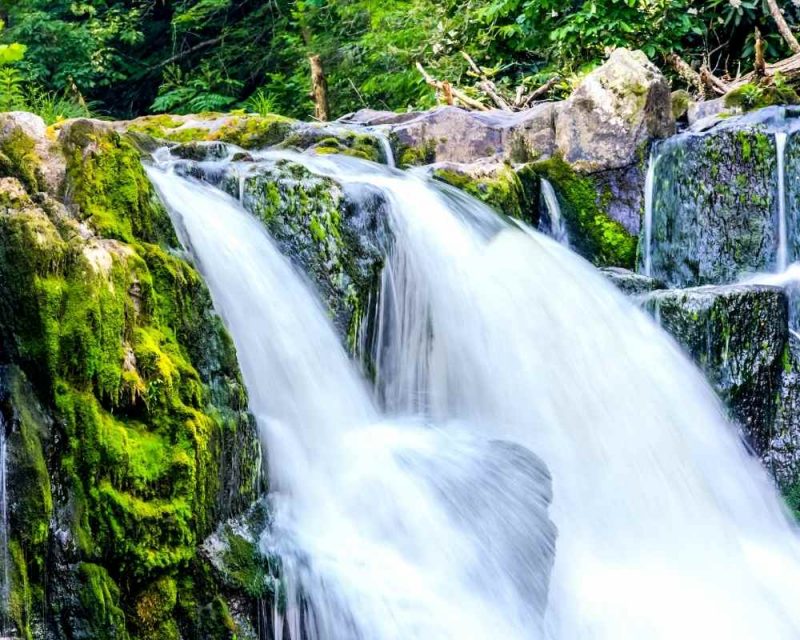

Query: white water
left=643, top=150, right=657, bottom=277
left=150, top=149, right=800, bottom=640
left=0, top=418, right=9, bottom=630
left=148, top=163, right=555, bottom=640
left=777, top=132, right=789, bottom=272
left=539, top=178, right=569, bottom=245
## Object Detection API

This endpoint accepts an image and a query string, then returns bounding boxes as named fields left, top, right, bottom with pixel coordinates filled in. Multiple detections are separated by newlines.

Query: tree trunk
left=309, top=54, right=330, bottom=122
left=767, top=0, right=800, bottom=54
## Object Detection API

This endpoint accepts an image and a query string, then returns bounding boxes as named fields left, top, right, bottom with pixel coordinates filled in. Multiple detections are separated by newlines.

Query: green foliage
left=2, top=1, right=800, bottom=118
left=724, top=74, right=800, bottom=112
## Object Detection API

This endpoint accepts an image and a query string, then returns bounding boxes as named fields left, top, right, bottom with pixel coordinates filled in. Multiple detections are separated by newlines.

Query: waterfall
left=777, top=131, right=790, bottom=272
left=149, top=148, right=800, bottom=640
left=538, top=178, right=569, bottom=245
left=0, top=415, right=9, bottom=635
left=642, top=150, right=656, bottom=277
left=147, top=162, right=555, bottom=640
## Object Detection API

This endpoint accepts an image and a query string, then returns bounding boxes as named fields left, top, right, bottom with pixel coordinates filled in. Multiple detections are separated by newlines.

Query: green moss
left=62, top=121, right=176, bottom=244
left=220, top=528, right=271, bottom=598
left=432, top=164, right=531, bottom=220
left=77, top=563, right=129, bottom=639
left=724, top=78, right=800, bottom=112
left=212, top=115, right=294, bottom=149
left=531, top=154, right=636, bottom=268
left=0, top=121, right=258, bottom=638
left=397, top=138, right=436, bottom=167
left=0, top=128, right=43, bottom=193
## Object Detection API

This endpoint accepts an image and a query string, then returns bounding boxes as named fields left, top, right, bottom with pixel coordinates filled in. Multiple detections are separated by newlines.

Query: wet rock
left=640, top=284, right=789, bottom=456
left=644, top=121, right=779, bottom=287
left=600, top=267, right=664, bottom=295
left=687, top=97, right=727, bottom=127
left=766, top=335, right=800, bottom=489
left=555, top=48, right=675, bottom=173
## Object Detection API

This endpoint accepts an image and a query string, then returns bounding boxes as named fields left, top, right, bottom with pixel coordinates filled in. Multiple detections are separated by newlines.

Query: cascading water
left=0, top=415, right=9, bottom=636
left=538, top=178, right=569, bottom=246
left=147, top=161, right=555, bottom=640
left=777, top=131, right=789, bottom=272
left=149, top=144, right=800, bottom=640
left=642, top=149, right=656, bottom=277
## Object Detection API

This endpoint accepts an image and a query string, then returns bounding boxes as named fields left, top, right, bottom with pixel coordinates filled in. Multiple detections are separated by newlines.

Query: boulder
left=644, top=120, right=780, bottom=286
left=640, top=284, right=789, bottom=456
left=555, top=48, right=675, bottom=173
left=387, top=103, right=558, bottom=166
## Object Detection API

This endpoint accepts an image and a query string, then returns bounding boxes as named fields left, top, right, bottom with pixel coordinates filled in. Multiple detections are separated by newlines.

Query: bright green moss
left=432, top=164, right=530, bottom=220
left=0, top=128, right=43, bottom=193
left=0, top=120, right=258, bottom=638
left=397, top=139, right=436, bottom=167
left=62, top=121, right=176, bottom=244
left=213, top=114, right=294, bottom=149
left=724, top=78, right=800, bottom=112
left=77, top=563, right=129, bottom=640
left=531, top=154, right=636, bottom=268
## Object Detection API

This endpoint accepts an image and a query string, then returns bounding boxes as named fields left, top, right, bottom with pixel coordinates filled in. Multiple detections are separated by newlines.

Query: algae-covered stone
left=431, top=161, right=537, bottom=222
left=0, top=114, right=261, bottom=639
left=555, top=48, right=675, bottom=173
left=640, top=284, right=789, bottom=455
left=644, top=123, right=779, bottom=287
left=530, top=155, right=637, bottom=268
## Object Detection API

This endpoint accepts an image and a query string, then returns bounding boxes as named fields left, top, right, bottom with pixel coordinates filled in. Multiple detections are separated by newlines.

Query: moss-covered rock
left=0, top=117, right=260, bottom=639
left=640, top=284, right=789, bottom=456
left=431, top=161, right=537, bottom=222
left=644, top=123, right=779, bottom=286
left=529, top=155, right=637, bottom=268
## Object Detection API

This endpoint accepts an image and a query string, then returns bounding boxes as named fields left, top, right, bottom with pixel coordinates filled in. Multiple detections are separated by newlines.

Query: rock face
left=640, top=284, right=789, bottom=457
left=0, top=114, right=261, bottom=639
left=644, top=119, right=780, bottom=287
left=168, top=147, right=391, bottom=346
left=600, top=267, right=664, bottom=295
left=555, top=48, right=675, bottom=173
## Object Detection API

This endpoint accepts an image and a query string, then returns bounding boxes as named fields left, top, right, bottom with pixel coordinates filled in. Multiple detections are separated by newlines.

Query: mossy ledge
left=0, top=115, right=260, bottom=639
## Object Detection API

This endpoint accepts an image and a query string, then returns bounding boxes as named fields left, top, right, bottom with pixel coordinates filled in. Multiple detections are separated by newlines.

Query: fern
left=243, top=89, right=277, bottom=117
left=0, top=66, right=26, bottom=111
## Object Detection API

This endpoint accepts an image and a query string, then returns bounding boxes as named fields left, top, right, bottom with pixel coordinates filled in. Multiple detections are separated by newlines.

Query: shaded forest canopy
left=1, top=0, right=800, bottom=121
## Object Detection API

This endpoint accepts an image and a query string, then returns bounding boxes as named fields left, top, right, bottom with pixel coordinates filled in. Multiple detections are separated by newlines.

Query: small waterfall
left=149, top=146, right=800, bottom=640
left=642, top=150, right=657, bottom=276
left=538, top=178, right=569, bottom=245
left=374, top=133, right=395, bottom=168
left=147, top=161, right=555, bottom=640
left=777, top=131, right=790, bottom=272
left=0, top=415, right=9, bottom=635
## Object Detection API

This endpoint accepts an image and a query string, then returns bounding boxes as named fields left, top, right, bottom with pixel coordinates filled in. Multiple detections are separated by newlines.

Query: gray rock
left=389, top=103, right=558, bottom=166
left=687, top=97, right=727, bottom=127
left=643, top=124, right=779, bottom=287
left=600, top=267, right=664, bottom=295
left=640, top=284, right=789, bottom=456
left=555, top=48, right=675, bottom=173
left=766, top=335, right=800, bottom=489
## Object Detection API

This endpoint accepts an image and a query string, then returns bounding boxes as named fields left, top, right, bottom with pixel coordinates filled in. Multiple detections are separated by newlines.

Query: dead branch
left=416, top=62, right=489, bottom=111
left=522, top=76, right=560, bottom=107
left=666, top=53, right=706, bottom=95
left=700, top=65, right=730, bottom=95
left=461, top=51, right=512, bottom=110
left=309, top=54, right=330, bottom=122
left=767, top=0, right=800, bottom=54
left=755, top=28, right=767, bottom=78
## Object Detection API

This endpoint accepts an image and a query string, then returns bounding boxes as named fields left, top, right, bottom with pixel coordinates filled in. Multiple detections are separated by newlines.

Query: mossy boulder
left=168, top=154, right=390, bottom=348
left=640, top=284, right=789, bottom=457
left=529, top=155, right=637, bottom=268
left=644, top=122, right=780, bottom=286
left=431, top=161, right=538, bottom=222
left=0, top=116, right=260, bottom=639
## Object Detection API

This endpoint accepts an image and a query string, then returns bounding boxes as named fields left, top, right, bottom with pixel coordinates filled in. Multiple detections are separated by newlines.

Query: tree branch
left=767, top=0, right=800, bottom=54
left=153, top=37, right=223, bottom=69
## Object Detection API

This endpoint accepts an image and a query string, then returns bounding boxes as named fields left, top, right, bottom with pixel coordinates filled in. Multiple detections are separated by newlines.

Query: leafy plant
left=242, top=88, right=278, bottom=116
left=151, top=64, right=243, bottom=114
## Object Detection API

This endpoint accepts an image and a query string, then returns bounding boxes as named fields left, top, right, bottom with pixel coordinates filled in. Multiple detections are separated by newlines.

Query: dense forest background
left=1, top=0, right=799, bottom=122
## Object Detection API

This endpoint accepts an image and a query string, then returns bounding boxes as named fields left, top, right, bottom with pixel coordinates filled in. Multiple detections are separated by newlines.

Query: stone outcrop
left=640, top=284, right=790, bottom=458
left=0, top=113, right=261, bottom=639
left=554, top=48, right=675, bottom=173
